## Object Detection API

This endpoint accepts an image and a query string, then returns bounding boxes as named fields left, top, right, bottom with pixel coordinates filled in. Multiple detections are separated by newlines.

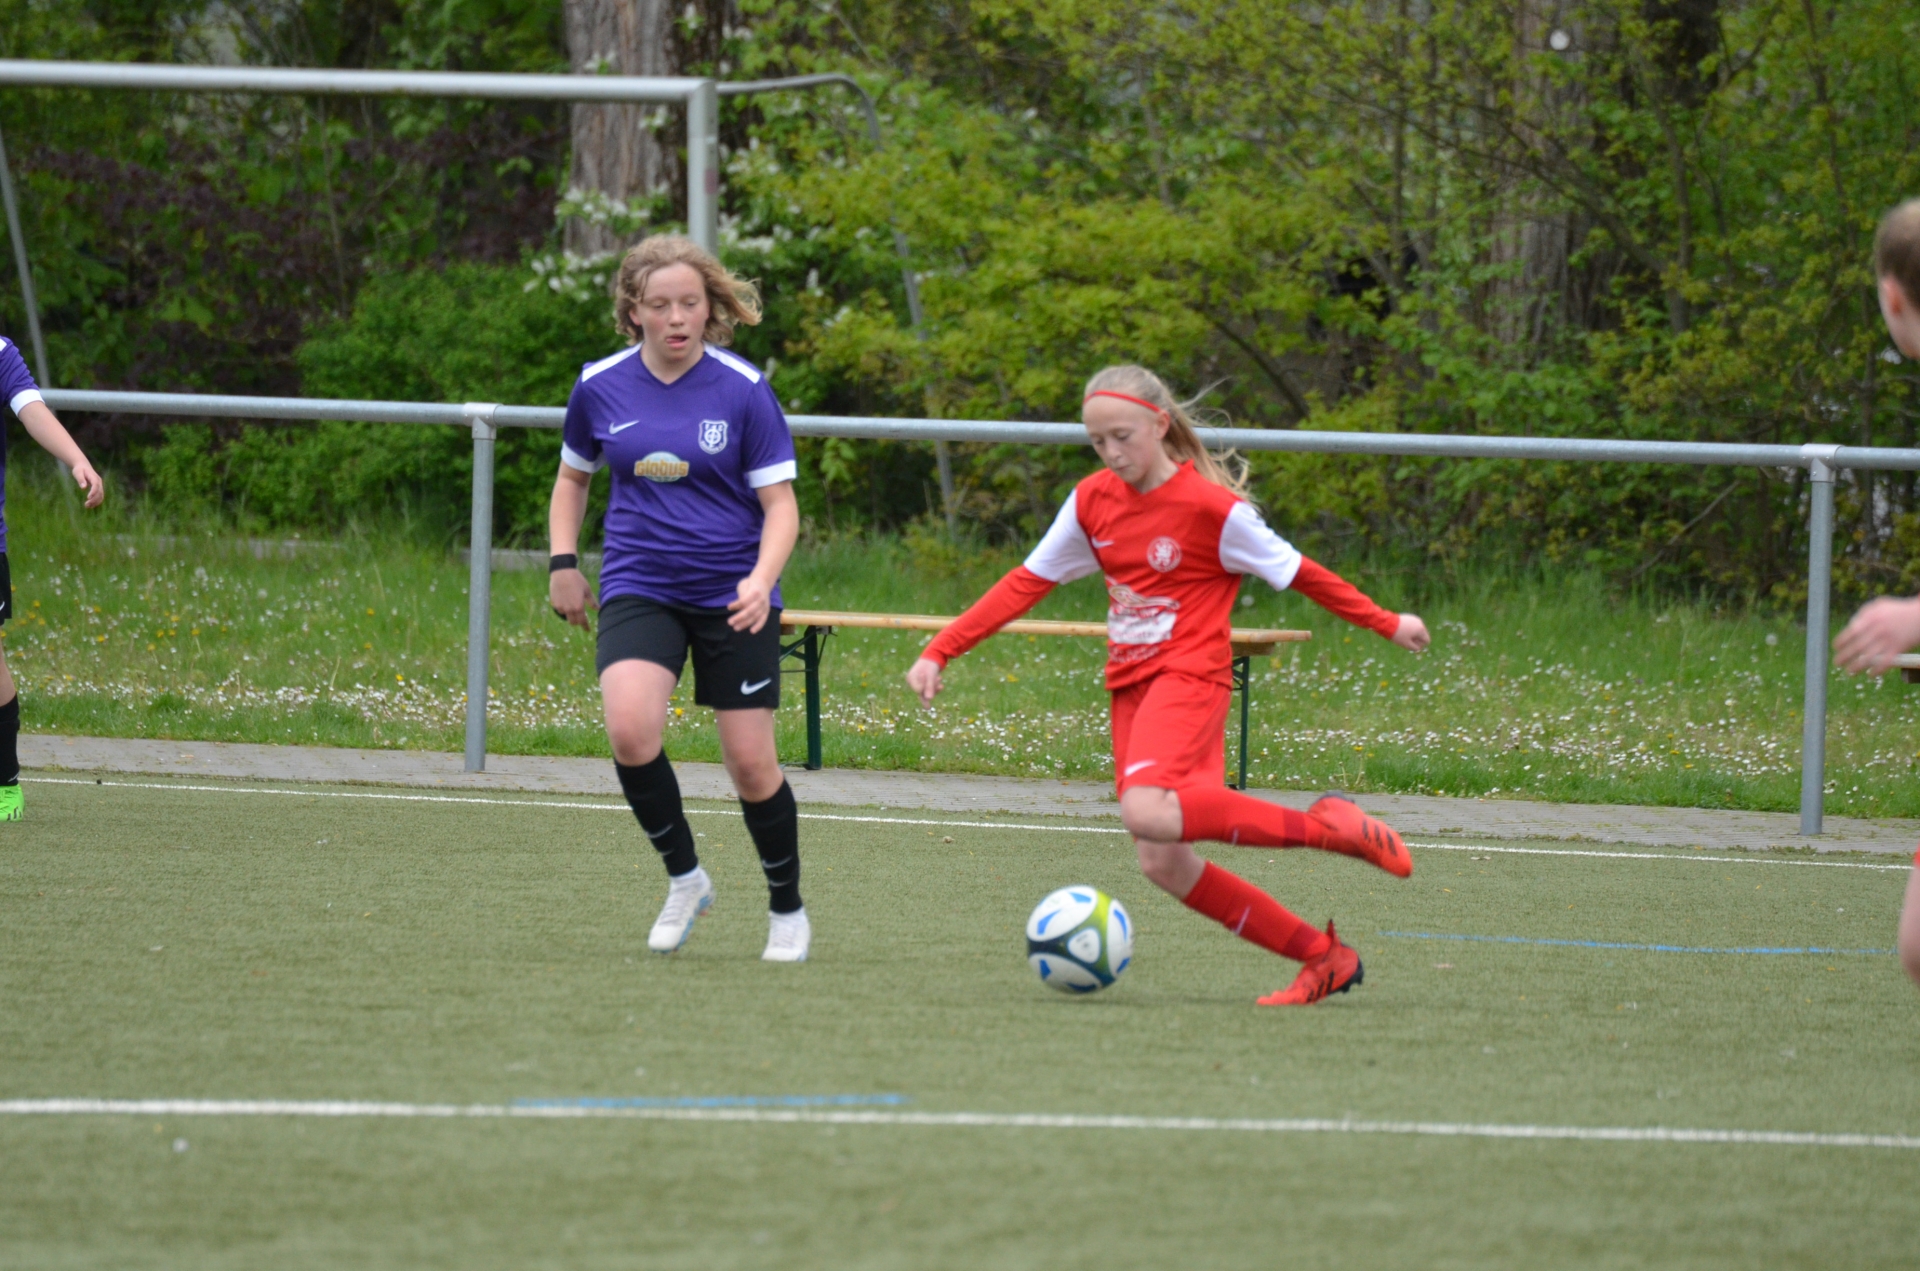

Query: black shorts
left=0, top=552, right=11, bottom=626
left=596, top=594, right=782, bottom=710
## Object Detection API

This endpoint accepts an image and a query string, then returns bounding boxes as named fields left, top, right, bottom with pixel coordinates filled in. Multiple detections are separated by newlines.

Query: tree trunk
left=562, top=0, right=677, bottom=257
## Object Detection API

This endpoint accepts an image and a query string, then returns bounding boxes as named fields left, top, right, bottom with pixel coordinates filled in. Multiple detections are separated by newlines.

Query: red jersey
left=923, top=462, right=1401, bottom=689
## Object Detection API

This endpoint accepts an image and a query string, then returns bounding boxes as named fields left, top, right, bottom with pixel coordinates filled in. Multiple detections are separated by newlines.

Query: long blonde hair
left=1082, top=365, right=1251, bottom=499
left=612, top=234, right=763, bottom=346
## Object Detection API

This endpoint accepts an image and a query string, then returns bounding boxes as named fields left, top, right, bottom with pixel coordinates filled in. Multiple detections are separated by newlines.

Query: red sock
left=1177, top=786, right=1329, bottom=849
left=1181, top=862, right=1330, bottom=962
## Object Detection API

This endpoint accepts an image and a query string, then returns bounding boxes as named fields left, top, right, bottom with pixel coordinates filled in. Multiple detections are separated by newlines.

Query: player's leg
left=1899, top=853, right=1920, bottom=990
left=597, top=598, right=708, bottom=952
left=1115, top=677, right=1357, bottom=1004
left=1173, top=785, right=1412, bottom=878
left=0, top=554, right=18, bottom=821
left=694, top=605, right=807, bottom=962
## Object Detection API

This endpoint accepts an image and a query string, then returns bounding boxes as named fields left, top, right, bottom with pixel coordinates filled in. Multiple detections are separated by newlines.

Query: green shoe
left=0, top=783, right=20, bottom=821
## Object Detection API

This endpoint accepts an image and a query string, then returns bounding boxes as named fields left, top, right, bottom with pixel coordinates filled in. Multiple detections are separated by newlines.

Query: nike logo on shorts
left=741, top=678, right=774, bottom=695
left=1124, top=759, right=1157, bottom=777
left=1091, top=537, right=1115, bottom=548
left=609, top=419, right=640, bottom=434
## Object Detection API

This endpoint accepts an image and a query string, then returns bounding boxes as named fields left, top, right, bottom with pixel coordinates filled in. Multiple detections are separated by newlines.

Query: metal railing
left=0, top=60, right=922, bottom=383
left=41, top=387, right=1914, bottom=835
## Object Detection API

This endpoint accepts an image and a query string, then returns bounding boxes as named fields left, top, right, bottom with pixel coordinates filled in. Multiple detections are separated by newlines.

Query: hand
left=71, top=458, right=104, bottom=509
left=1391, top=613, right=1430, bottom=652
left=907, top=657, right=945, bottom=706
left=1834, top=596, right=1920, bottom=674
left=549, top=568, right=597, bottom=630
left=728, top=574, right=775, bottom=634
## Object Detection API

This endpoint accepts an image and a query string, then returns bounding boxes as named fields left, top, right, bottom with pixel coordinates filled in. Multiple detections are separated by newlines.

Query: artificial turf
left=2, top=776, right=1918, bottom=1269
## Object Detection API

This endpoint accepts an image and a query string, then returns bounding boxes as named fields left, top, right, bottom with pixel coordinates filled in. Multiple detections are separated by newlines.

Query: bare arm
left=17, top=400, right=104, bottom=508
left=1834, top=596, right=1920, bottom=675
left=729, top=481, right=799, bottom=634
left=548, top=464, right=596, bottom=629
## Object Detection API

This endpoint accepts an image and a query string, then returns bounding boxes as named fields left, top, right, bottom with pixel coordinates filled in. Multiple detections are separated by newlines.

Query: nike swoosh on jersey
left=740, top=678, right=774, bottom=695
left=608, top=419, right=640, bottom=434
left=1123, top=759, right=1157, bottom=777
left=1091, top=537, right=1115, bottom=548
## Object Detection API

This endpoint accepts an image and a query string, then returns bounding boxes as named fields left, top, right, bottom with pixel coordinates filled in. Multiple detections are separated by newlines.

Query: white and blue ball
left=1026, top=886, right=1132, bottom=994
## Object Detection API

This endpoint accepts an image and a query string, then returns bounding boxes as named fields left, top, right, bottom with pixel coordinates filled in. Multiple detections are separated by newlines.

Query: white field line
left=24, top=777, right=1123, bottom=835
left=25, top=777, right=1914, bottom=869
left=2, top=1099, right=1915, bottom=1150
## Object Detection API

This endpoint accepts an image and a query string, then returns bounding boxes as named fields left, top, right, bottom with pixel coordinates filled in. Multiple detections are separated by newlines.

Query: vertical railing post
left=0, top=124, right=48, bottom=385
left=685, top=79, right=719, bottom=254
left=1799, top=446, right=1839, bottom=835
left=464, top=403, right=500, bottom=773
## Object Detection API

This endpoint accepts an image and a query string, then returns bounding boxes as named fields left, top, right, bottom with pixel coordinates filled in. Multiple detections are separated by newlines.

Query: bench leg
left=1232, top=654, right=1252, bottom=791
left=804, top=626, right=824, bottom=771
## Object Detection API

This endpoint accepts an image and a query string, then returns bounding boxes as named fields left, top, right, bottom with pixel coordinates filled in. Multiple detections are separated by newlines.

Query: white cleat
left=647, top=868, right=713, bottom=953
left=762, top=908, right=811, bottom=963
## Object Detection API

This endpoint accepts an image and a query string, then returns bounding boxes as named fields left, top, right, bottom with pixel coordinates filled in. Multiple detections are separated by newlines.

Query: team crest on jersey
left=635, top=451, right=690, bottom=482
left=1146, top=536, right=1182, bottom=572
left=698, top=419, right=729, bottom=455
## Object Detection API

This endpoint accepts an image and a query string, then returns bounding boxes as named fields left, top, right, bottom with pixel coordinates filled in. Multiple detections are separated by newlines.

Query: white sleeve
left=1022, top=490, right=1101, bottom=584
left=1218, top=501, right=1303, bottom=590
left=745, top=459, right=797, bottom=488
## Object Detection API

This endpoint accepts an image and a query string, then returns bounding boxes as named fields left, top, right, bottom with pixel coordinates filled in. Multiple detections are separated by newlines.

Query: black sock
left=0, top=694, right=17, bottom=785
left=741, top=781, right=803, bottom=914
left=614, top=752, right=699, bottom=878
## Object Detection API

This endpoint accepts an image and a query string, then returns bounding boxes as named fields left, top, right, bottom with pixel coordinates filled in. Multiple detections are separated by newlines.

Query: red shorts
left=1110, top=672, right=1231, bottom=795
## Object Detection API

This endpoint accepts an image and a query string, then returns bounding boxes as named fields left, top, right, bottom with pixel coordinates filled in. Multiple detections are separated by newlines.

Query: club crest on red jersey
left=1146, top=536, right=1182, bottom=572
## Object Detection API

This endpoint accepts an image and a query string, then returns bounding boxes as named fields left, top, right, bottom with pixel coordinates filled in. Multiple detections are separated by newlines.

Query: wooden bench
left=1895, top=654, right=1920, bottom=683
left=776, top=610, right=1311, bottom=788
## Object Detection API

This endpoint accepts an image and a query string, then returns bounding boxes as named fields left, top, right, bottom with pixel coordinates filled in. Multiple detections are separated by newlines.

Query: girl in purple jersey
left=0, top=337, right=104, bottom=819
left=548, top=236, right=809, bottom=962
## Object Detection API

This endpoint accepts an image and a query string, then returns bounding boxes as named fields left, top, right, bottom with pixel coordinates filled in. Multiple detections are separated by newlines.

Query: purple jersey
left=561, top=343, right=797, bottom=609
left=0, top=337, right=43, bottom=553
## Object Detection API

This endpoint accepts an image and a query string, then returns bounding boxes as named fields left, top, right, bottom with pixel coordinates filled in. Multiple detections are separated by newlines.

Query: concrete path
left=23, top=732, right=1920, bottom=856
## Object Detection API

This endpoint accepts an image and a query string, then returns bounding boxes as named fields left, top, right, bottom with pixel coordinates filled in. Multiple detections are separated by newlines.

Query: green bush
left=140, top=263, right=617, bottom=542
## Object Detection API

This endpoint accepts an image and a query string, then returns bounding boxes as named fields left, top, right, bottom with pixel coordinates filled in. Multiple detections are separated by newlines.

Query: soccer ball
left=1026, top=886, right=1132, bottom=994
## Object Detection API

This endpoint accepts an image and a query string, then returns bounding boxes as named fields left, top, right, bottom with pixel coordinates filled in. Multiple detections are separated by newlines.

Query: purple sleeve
left=740, top=379, right=796, bottom=489
left=559, top=377, right=602, bottom=473
left=0, top=338, right=43, bottom=417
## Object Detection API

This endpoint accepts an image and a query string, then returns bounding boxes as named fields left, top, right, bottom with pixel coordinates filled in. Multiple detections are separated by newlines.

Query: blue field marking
left=1380, top=931, right=1893, bottom=956
left=512, top=1094, right=910, bottom=1110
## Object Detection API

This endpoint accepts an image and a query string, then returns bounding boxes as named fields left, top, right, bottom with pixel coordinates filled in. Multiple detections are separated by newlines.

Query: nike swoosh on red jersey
left=1091, top=537, right=1115, bottom=548
left=1123, top=759, right=1157, bottom=776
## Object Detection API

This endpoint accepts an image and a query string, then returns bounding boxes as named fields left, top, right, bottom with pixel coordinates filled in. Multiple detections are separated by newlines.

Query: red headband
left=1083, top=389, right=1167, bottom=417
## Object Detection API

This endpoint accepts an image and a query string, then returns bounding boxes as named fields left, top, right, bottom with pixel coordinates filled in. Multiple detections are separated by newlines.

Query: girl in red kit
left=906, top=365, right=1431, bottom=1006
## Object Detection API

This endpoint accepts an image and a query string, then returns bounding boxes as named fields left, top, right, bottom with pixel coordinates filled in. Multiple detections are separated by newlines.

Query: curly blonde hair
left=612, top=234, right=763, bottom=346
left=1082, top=364, right=1251, bottom=499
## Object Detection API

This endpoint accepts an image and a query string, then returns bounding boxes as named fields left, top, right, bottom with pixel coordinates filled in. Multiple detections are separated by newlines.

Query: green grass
left=11, top=461, right=1920, bottom=815
left=2, top=777, right=1917, bottom=1268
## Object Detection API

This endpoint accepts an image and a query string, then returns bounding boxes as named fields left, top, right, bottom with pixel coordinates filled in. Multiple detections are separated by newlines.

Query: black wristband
left=549, top=553, right=579, bottom=573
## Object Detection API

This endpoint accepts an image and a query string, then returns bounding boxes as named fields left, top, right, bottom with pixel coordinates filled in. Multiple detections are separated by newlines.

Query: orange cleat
left=1258, top=921, right=1363, bottom=1006
left=1308, top=792, right=1412, bottom=878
